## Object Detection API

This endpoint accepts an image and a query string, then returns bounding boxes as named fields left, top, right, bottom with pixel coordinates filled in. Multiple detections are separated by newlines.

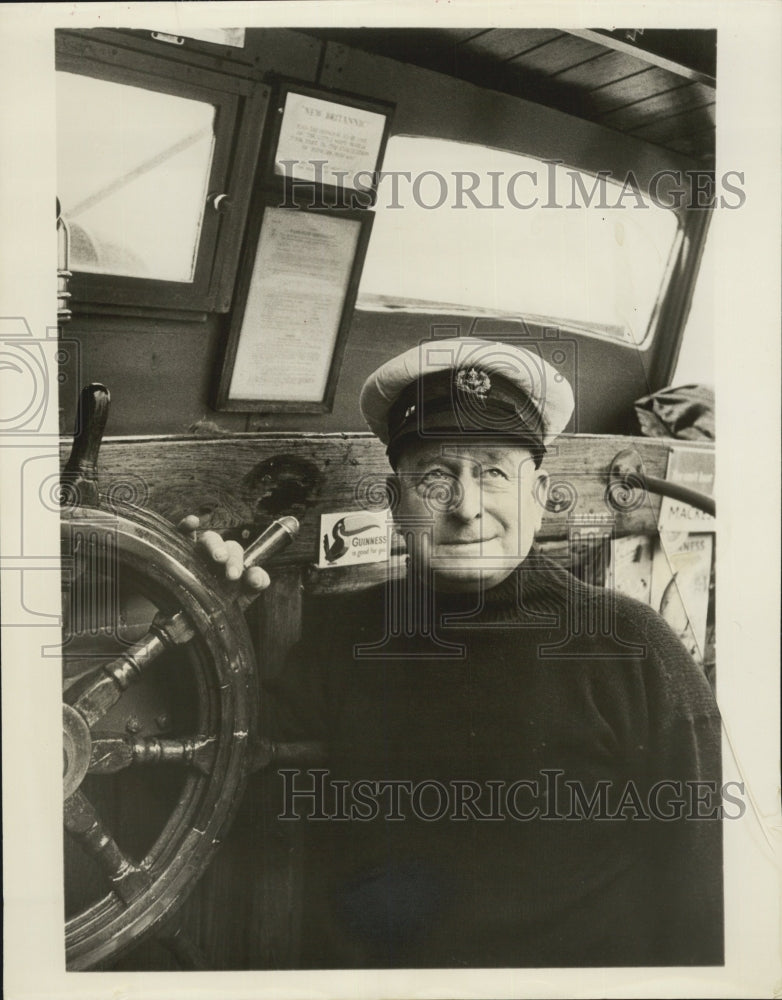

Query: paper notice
left=228, top=208, right=361, bottom=402
left=275, top=91, right=387, bottom=189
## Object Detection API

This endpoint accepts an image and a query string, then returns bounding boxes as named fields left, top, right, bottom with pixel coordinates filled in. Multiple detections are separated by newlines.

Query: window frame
left=55, top=31, right=268, bottom=315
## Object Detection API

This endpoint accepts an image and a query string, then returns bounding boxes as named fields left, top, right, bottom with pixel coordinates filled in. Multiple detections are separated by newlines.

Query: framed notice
left=215, top=204, right=373, bottom=411
left=268, top=82, right=393, bottom=199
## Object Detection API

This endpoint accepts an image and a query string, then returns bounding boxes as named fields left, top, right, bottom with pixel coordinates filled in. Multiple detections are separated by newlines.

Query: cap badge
left=455, top=367, right=491, bottom=397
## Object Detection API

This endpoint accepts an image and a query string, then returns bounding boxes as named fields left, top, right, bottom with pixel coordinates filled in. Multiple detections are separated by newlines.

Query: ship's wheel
left=60, top=385, right=295, bottom=970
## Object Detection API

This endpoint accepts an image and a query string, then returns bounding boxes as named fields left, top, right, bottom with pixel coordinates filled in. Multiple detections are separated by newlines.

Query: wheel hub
left=63, top=703, right=92, bottom=799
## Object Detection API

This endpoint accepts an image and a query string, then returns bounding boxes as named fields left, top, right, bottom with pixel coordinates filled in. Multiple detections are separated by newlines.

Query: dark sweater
left=266, top=554, right=723, bottom=968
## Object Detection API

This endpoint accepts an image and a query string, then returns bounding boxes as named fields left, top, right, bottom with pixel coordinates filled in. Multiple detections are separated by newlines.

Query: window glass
left=358, top=137, right=679, bottom=347
left=56, top=71, right=216, bottom=282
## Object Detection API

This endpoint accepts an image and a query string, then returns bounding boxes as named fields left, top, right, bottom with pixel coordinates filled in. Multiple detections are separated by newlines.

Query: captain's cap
left=359, top=338, right=574, bottom=467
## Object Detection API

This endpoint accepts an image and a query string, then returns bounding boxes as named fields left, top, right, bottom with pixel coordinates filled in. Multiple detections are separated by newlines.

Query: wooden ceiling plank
left=554, top=48, right=656, bottom=90
left=507, top=33, right=607, bottom=76
left=466, top=28, right=564, bottom=62
left=568, top=28, right=716, bottom=86
left=598, top=81, right=716, bottom=129
left=585, top=67, right=693, bottom=114
left=437, top=29, right=494, bottom=44
left=629, top=103, right=716, bottom=143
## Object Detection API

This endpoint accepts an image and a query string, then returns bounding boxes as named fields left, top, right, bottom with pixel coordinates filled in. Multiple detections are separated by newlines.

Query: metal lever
left=242, top=516, right=299, bottom=570
left=609, top=448, right=715, bottom=517
left=236, top=516, right=300, bottom=612
left=158, top=515, right=301, bottom=641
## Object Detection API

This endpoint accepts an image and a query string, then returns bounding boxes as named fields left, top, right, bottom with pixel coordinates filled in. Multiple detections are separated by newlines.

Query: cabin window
left=358, top=137, right=680, bottom=348
left=57, top=72, right=216, bottom=283
left=55, top=31, right=262, bottom=315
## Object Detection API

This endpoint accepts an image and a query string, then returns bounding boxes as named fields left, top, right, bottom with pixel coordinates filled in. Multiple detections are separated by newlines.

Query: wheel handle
left=62, top=383, right=110, bottom=509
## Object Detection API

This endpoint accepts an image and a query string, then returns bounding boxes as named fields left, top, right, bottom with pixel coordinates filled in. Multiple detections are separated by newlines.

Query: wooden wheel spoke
left=73, top=611, right=195, bottom=728
left=90, top=733, right=217, bottom=775
left=63, top=655, right=115, bottom=693
left=72, top=631, right=167, bottom=727
left=63, top=790, right=151, bottom=905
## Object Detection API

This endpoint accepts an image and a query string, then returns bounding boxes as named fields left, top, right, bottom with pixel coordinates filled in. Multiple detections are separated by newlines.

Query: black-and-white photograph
left=1, top=4, right=780, bottom=999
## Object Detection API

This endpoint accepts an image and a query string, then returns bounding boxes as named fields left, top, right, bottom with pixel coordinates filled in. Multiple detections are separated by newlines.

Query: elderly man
left=195, top=338, right=723, bottom=969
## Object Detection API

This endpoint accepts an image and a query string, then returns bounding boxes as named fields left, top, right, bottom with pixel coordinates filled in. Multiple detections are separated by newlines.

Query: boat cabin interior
left=55, top=24, right=718, bottom=970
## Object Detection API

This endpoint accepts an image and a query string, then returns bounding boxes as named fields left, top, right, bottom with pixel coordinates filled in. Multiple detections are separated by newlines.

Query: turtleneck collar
left=400, top=549, right=581, bottom=624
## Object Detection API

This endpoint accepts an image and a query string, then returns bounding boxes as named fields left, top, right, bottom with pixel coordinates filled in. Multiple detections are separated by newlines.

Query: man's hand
left=177, top=515, right=271, bottom=591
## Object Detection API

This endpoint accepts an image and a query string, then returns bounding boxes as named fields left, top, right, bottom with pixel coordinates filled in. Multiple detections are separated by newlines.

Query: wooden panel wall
left=60, top=304, right=662, bottom=440
left=60, top=431, right=705, bottom=553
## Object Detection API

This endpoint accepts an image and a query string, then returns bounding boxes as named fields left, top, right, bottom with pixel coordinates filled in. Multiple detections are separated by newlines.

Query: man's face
left=391, top=440, right=549, bottom=592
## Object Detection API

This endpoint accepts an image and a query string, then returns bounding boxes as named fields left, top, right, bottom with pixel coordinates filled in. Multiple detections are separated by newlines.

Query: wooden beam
left=566, top=29, right=716, bottom=87
left=58, top=432, right=713, bottom=557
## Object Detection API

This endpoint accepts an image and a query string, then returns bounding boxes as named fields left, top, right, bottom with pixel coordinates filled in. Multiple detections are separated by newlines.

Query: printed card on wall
left=650, top=532, right=714, bottom=664
left=657, top=446, right=715, bottom=532
left=611, top=534, right=654, bottom=605
left=318, top=510, right=397, bottom=568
